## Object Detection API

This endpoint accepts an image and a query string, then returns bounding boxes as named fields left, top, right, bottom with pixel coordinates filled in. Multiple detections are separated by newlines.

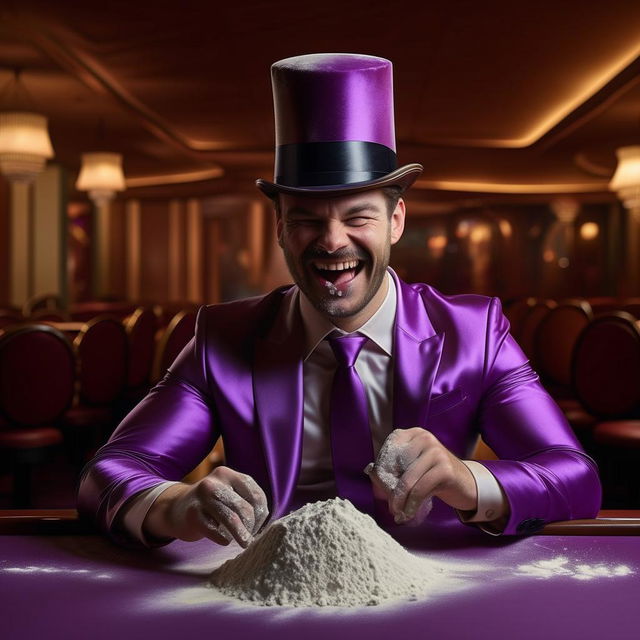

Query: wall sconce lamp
left=0, top=71, right=54, bottom=183
left=610, top=146, right=640, bottom=210
left=76, top=152, right=125, bottom=205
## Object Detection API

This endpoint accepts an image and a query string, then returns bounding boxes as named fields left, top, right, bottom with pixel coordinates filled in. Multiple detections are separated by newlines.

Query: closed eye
left=345, top=216, right=374, bottom=226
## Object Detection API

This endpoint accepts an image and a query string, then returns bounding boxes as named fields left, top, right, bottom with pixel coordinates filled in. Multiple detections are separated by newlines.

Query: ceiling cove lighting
left=76, top=152, right=125, bottom=205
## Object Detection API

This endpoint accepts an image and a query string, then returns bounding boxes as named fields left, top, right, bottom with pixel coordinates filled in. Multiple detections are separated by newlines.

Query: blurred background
left=2, top=0, right=640, bottom=511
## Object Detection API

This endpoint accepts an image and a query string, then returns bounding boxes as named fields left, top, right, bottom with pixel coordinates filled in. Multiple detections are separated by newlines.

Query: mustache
left=303, top=247, right=368, bottom=262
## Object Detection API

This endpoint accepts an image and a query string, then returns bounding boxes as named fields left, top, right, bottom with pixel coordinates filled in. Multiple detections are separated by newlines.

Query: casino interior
left=2, top=0, right=640, bottom=563
left=4, top=3, right=640, bottom=637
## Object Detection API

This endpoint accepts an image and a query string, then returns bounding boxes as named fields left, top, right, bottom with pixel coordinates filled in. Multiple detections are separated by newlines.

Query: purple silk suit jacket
left=78, top=271, right=601, bottom=539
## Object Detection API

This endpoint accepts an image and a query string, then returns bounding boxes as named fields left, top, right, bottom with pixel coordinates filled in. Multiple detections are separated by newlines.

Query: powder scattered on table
left=209, top=497, right=446, bottom=608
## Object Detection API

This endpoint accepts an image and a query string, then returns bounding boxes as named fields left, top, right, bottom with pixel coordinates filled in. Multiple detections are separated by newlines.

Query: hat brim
left=256, top=163, right=423, bottom=199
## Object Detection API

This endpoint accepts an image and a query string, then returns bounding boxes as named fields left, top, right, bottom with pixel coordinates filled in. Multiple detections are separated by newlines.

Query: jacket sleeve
left=77, top=309, right=219, bottom=541
left=474, top=297, right=602, bottom=535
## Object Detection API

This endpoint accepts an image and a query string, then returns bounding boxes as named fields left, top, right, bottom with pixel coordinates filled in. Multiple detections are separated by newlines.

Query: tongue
left=323, top=268, right=356, bottom=288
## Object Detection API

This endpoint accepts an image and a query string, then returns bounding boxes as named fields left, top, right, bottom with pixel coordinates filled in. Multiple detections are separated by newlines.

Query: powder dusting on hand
left=209, top=497, right=445, bottom=608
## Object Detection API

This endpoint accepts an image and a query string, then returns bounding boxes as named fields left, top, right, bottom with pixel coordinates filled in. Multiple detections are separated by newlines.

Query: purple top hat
left=256, top=53, right=422, bottom=198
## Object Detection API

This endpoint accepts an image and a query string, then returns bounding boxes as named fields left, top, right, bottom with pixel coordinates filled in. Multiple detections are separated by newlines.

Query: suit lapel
left=253, top=287, right=305, bottom=518
left=391, top=271, right=444, bottom=429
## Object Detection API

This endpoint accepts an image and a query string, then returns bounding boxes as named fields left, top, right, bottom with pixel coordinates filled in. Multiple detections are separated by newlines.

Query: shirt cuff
left=458, top=460, right=508, bottom=535
left=120, top=481, right=180, bottom=546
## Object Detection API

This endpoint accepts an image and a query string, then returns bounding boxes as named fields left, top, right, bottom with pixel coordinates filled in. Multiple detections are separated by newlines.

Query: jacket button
left=516, top=518, right=545, bottom=535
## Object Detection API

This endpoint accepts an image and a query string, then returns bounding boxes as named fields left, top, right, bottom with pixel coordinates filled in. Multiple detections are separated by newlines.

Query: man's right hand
left=142, top=466, right=269, bottom=548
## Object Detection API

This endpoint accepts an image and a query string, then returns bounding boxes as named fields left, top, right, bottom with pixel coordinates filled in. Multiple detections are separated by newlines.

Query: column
left=126, top=199, right=141, bottom=301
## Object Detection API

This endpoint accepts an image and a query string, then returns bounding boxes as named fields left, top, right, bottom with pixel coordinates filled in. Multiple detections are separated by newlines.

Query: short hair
left=272, top=185, right=403, bottom=218
left=380, top=186, right=403, bottom=218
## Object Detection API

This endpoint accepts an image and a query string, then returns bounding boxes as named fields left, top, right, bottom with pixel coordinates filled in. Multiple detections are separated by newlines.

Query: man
left=78, top=54, right=601, bottom=548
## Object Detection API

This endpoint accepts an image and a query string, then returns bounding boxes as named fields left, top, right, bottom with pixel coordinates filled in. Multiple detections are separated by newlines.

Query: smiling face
left=276, top=189, right=405, bottom=331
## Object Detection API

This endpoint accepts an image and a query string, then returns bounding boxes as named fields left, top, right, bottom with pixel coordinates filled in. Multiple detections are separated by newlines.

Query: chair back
left=22, top=293, right=64, bottom=317
left=503, top=297, right=536, bottom=342
left=124, top=307, right=158, bottom=389
left=572, top=312, right=640, bottom=418
left=74, top=316, right=128, bottom=405
left=70, top=301, right=137, bottom=322
left=0, top=324, right=75, bottom=426
left=30, top=309, right=70, bottom=322
left=0, top=310, right=23, bottom=330
left=588, top=297, right=621, bottom=315
left=534, top=299, right=593, bottom=388
left=518, top=299, right=556, bottom=365
left=622, top=298, right=640, bottom=319
left=152, top=309, right=197, bottom=382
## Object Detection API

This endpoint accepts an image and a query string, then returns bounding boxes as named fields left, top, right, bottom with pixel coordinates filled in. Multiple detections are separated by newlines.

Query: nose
left=316, top=219, right=349, bottom=254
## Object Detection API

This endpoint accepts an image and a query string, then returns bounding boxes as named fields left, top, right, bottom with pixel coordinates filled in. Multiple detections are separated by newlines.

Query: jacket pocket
left=428, top=388, right=467, bottom=418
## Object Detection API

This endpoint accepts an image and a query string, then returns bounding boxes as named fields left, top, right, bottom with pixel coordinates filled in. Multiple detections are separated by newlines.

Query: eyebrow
left=285, top=202, right=383, bottom=217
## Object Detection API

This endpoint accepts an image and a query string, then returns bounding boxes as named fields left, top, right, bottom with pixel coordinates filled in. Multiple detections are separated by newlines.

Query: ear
left=389, top=198, right=406, bottom=245
left=276, top=211, right=284, bottom=247
left=274, top=197, right=284, bottom=247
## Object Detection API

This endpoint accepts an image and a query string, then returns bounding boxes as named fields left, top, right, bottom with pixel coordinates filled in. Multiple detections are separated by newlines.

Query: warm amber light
left=580, top=222, right=600, bottom=240
left=543, top=250, right=556, bottom=263
left=610, top=146, right=640, bottom=209
left=470, top=225, right=491, bottom=243
left=456, top=220, right=471, bottom=238
left=76, top=152, right=125, bottom=205
left=0, top=111, right=54, bottom=182
left=498, top=220, right=512, bottom=238
left=427, top=235, right=447, bottom=251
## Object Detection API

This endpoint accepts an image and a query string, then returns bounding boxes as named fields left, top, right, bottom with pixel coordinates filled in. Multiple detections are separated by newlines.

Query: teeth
left=314, top=260, right=359, bottom=271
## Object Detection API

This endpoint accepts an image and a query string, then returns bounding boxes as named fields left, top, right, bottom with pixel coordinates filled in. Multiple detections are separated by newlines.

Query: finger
left=365, top=462, right=396, bottom=498
left=375, top=429, right=423, bottom=480
left=211, top=484, right=256, bottom=535
left=196, top=511, right=234, bottom=546
left=228, top=473, right=270, bottom=535
left=389, top=445, right=436, bottom=515
left=208, top=500, right=254, bottom=548
left=401, top=465, right=446, bottom=521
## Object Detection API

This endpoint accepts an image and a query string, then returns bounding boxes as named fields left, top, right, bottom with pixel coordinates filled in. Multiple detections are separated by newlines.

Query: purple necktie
left=328, top=335, right=376, bottom=515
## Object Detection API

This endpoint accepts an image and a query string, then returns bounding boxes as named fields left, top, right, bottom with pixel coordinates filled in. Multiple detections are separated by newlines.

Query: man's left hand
left=366, top=428, right=478, bottom=523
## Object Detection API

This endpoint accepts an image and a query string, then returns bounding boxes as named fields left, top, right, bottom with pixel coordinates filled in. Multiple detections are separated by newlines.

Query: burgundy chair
left=58, top=316, right=128, bottom=459
left=587, top=297, right=622, bottom=315
left=22, top=293, right=64, bottom=317
left=518, top=299, right=556, bottom=368
left=0, top=310, right=24, bottom=330
left=151, top=309, right=197, bottom=384
left=30, top=309, right=71, bottom=322
left=69, top=301, right=137, bottom=322
left=571, top=312, right=640, bottom=507
left=121, top=307, right=158, bottom=411
left=621, top=298, right=640, bottom=319
left=572, top=312, right=640, bottom=419
left=0, top=324, right=75, bottom=507
left=533, top=300, right=596, bottom=434
left=503, top=297, right=536, bottom=343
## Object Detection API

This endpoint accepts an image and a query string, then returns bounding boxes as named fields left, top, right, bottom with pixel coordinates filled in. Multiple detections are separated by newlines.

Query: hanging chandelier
left=76, top=152, right=125, bottom=205
left=609, top=146, right=640, bottom=210
left=0, top=71, right=54, bottom=183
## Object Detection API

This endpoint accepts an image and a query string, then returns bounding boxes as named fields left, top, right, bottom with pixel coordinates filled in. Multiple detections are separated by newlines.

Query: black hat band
left=275, top=140, right=398, bottom=188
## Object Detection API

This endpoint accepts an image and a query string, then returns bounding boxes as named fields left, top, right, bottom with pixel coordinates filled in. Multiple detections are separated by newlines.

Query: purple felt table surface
left=1, top=518, right=639, bottom=640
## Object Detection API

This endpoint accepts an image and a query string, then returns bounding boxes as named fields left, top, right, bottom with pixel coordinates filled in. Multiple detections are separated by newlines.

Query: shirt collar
left=298, top=271, right=397, bottom=360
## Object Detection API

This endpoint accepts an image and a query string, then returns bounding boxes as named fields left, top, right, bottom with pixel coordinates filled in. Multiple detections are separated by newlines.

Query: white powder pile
left=515, top=556, right=633, bottom=581
left=209, top=497, right=444, bottom=608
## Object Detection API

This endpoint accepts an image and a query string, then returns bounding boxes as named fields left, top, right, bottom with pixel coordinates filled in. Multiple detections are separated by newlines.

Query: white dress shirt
left=123, top=273, right=507, bottom=541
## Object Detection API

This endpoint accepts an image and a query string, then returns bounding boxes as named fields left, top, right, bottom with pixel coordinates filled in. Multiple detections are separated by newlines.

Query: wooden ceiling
left=2, top=0, right=640, bottom=210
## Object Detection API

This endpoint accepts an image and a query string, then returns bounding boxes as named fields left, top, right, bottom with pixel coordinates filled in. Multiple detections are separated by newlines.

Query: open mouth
left=311, top=259, right=365, bottom=289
